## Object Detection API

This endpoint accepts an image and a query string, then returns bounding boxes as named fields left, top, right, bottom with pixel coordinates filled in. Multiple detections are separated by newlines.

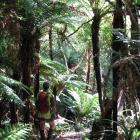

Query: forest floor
left=34, top=117, right=89, bottom=140
left=34, top=131, right=85, bottom=140
left=55, top=131, right=85, bottom=140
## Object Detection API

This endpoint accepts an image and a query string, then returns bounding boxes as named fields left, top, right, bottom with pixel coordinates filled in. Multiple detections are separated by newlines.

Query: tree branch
left=67, top=18, right=93, bottom=38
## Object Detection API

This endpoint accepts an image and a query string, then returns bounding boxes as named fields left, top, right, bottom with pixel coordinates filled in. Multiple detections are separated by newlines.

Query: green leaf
left=0, top=124, right=31, bottom=140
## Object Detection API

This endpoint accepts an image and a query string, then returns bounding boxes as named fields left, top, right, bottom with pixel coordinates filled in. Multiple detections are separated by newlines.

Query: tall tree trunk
left=112, top=0, right=125, bottom=138
left=21, top=32, right=32, bottom=98
left=49, top=24, right=53, bottom=60
left=20, top=20, right=34, bottom=123
left=129, top=3, right=140, bottom=55
left=3, top=0, right=21, bottom=125
left=85, top=47, right=91, bottom=92
left=92, top=14, right=103, bottom=115
left=34, top=28, right=40, bottom=106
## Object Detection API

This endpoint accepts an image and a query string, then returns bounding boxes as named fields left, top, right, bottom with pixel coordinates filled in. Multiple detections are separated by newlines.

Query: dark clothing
left=37, top=91, right=56, bottom=121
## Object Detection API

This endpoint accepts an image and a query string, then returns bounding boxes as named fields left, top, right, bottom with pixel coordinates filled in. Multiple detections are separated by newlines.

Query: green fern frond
left=0, top=82, right=24, bottom=106
left=0, top=74, right=24, bottom=106
left=0, top=75, right=24, bottom=88
left=0, top=74, right=32, bottom=105
left=40, top=57, right=67, bottom=80
left=59, top=89, right=99, bottom=120
left=66, top=80, right=89, bottom=88
left=0, top=123, right=32, bottom=140
left=77, top=91, right=97, bottom=117
left=41, top=57, right=66, bottom=72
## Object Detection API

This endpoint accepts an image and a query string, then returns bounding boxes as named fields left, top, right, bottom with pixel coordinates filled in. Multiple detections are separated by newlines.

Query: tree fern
left=0, top=74, right=27, bottom=106
left=1, top=75, right=24, bottom=88
left=0, top=82, right=23, bottom=106
left=0, top=123, right=32, bottom=140
left=59, top=89, right=99, bottom=121
left=17, top=0, right=84, bottom=27
left=40, top=56, right=67, bottom=82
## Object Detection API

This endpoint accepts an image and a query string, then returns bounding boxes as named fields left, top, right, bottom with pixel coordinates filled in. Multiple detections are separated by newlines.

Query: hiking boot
left=47, top=128, right=53, bottom=140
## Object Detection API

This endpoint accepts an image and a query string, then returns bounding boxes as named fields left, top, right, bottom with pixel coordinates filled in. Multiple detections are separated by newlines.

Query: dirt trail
left=55, top=132, right=85, bottom=140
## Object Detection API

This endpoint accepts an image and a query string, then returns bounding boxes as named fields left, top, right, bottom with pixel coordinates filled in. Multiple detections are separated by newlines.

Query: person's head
left=43, top=80, right=49, bottom=91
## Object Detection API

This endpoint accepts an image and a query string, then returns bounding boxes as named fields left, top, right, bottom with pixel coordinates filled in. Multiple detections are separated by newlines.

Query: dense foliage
left=0, top=0, right=140, bottom=140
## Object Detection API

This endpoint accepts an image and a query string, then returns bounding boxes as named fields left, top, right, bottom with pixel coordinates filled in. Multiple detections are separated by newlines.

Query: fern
left=0, top=123, right=32, bottom=140
left=59, top=89, right=99, bottom=121
left=0, top=74, right=26, bottom=106
left=0, top=82, right=23, bottom=106
left=40, top=56, right=68, bottom=83
left=40, top=57, right=66, bottom=72
left=0, top=75, right=26, bottom=89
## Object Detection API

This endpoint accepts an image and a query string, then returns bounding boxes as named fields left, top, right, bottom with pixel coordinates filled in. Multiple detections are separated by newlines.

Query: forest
left=0, top=0, right=140, bottom=140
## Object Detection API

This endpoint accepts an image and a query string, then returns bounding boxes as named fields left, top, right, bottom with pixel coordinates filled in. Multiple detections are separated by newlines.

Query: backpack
left=37, top=91, right=51, bottom=113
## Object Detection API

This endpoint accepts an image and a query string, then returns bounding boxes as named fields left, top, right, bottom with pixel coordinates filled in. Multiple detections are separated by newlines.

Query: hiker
left=36, top=81, right=56, bottom=140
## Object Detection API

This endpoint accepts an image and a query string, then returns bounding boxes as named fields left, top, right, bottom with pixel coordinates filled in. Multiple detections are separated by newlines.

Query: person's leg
left=39, top=119, right=45, bottom=140
left=47, top=120, right=55, bottom=140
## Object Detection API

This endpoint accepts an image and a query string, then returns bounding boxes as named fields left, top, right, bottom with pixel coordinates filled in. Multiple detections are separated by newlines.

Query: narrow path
left=55, top=132, right=84, bottom=140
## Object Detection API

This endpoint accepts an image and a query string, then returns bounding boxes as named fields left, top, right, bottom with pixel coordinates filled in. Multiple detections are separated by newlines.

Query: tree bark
left=20, top=33, right=32, bottom=98
left=129, top=3, right=140, bottom=55
left=85, top=47, right=91, bottom=92
left=3, top=0, right=21, bottom=125
left=33, top=28, right=40, bottom=106
left=49, top=24, right=53, bottom=60
left=20, top=20, right=35, bottom=123
left=91, top=14, right=103, bottom=115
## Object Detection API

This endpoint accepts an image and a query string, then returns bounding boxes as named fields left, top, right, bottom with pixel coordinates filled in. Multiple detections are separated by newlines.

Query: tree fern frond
left=0, top=123, right=32, bottom=140
left=41, top=58, right=66, bottom=71
left=40, top=57, right=66, bottom=75
left=0, top=74, right=29, bottom=91
left=66, top=79, right=90, bottom=88
left=0, top=74, right=32, bottom=95
left=59, top=90, right=99, bottom=120
left=0, top=82, right=23, bottom=106
left=36, top=0, right=87, bottom=26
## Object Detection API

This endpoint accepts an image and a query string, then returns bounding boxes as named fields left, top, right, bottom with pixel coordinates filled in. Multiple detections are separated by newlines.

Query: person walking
left=36, top=81, right=56, bottom=140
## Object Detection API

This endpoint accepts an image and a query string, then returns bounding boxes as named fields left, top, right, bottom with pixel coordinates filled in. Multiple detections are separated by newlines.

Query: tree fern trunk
left=85, top=47, right=91, bottom=92
left=49, top=24, right=53, bottom=60
left=92, top=14, right=103, bottom=115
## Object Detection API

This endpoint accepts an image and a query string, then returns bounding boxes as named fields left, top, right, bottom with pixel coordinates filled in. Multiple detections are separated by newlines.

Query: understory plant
left=58, top=87, right=100, bottom=129
left=0, top=123, right=32, bottom=140
left=118, top=110, right=140, bottom=140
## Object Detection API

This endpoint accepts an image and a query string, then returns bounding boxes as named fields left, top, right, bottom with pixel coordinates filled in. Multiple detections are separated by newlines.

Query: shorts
left=37, top=111, right=55, bottom=121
